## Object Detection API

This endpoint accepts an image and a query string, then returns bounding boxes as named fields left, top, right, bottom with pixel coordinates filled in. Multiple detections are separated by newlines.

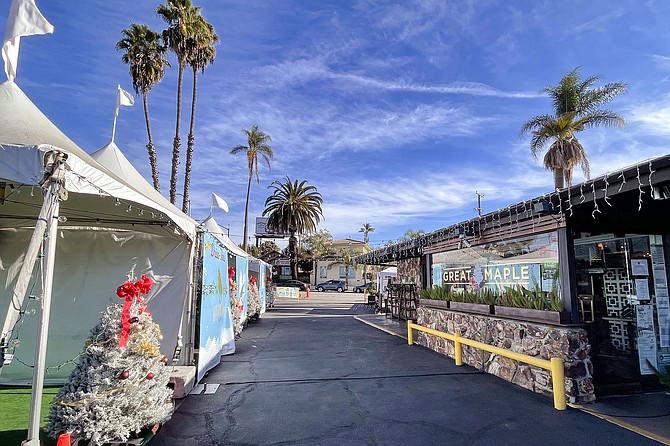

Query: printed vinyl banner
left=198, top=232, right=235, bottom=382
left=236, top=256, right=249, bottom=325
left=259, top=262, right=267, bottom=313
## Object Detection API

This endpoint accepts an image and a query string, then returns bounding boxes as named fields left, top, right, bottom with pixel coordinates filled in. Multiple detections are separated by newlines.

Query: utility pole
left=475, top=191, right=484, bottom=217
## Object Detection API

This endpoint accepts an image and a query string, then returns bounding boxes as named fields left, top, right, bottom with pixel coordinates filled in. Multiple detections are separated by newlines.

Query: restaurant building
left=356, top=154, right=670, bottom=396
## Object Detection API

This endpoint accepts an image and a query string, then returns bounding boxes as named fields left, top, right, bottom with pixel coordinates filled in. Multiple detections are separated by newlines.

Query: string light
left=591, top=182, right=600, bottom=218
left=617, top=170, right=626, bottom=192
left=603, top=174, right=612, bottom=206
left=637, top=165, right=645, bottom=211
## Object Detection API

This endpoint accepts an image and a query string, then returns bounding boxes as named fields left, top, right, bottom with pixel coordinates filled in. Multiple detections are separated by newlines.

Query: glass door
left=575, top=236, right=640, bottom=394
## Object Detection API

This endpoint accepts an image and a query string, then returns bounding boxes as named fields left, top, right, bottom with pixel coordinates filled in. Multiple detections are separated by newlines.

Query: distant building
left=310, top=239, right=373, bottom=287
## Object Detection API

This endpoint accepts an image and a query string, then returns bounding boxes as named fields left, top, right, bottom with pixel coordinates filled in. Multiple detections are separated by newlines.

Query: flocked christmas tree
left=46, top=274, right=174, bottom=445
left=247, top=276, right=262, bottom=319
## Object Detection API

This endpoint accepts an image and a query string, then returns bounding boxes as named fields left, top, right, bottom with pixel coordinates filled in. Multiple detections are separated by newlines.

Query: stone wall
left=416, top=306, right=594, bottom=404
left=397, top=258, right=422, bottom=288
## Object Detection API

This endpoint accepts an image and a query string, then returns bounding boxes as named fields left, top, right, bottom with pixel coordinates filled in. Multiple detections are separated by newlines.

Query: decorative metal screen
left=603, top=267, right=633, bottom=352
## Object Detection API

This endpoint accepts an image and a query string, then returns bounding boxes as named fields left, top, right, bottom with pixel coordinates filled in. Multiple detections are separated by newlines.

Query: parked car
left=353, top=283, right=371, bottom=293
left=276, top=279, right=309, bottom=291
left=316, top=279, right=347, bottom=292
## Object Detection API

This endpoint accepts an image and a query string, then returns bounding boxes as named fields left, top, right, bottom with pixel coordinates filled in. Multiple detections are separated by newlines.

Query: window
left=339, top=266, right=355, bottom=278
left=431, top=231, right=559, bottom=293
left=319, top=266, right=327, bottom=279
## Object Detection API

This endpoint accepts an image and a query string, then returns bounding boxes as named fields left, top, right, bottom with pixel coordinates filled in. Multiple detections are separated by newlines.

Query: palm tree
left=341, top=247, right=355, bottom=289
left=400, top=228, right=425, bottom=242
left=521, top=68, right=626, bottom=189
left=157, top=0, right=201, bottom=205
left=116, top=23, right=168, bottom=191
left=263, top=177, right=323, bottom=280
left=181, top=16, right=218, bottom=214
left=231, top=125, right=273, bottom=251
left=358, top=223, right=375, bottom=244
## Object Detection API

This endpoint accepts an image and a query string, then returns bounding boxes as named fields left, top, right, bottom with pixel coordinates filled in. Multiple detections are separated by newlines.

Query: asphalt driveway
left=152, top=293, right=660, bottom=445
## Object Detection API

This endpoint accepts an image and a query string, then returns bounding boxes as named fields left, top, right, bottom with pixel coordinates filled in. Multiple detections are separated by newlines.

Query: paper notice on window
left=637, top=305, right=658, bottom=374
left=635, top=279, right=651, bottom=301
left=631, top=259, right=649, bottom=276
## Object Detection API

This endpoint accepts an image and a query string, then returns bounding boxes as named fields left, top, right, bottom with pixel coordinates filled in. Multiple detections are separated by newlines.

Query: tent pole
left=22, top=152, right=68, bottom=446
left=25, top=179, right=60, bottom=445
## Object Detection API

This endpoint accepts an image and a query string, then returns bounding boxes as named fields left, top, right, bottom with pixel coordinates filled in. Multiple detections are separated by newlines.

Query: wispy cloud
left=253, top=58, right=540, bottom=98
left=627, top=96, right=670, bottom=136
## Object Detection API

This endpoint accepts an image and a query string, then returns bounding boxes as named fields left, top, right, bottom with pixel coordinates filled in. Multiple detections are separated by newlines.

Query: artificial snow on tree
left=229, top=266, right=244, bottom=337
left=46, top=274, right=173, bottom=445
left=247, top=276, right=262, bottom=319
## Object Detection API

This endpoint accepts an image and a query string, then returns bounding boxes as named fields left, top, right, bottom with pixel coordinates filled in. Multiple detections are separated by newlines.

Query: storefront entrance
left=574, top=234, right=668, bottom=395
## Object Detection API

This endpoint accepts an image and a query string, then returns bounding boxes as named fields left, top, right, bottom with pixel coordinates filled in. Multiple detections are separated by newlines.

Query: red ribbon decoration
left=116, top=274, right=153, bottom=347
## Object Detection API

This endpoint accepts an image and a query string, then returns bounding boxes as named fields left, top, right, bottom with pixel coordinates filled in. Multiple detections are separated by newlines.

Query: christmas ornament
left=146, top=372, right=154, bottom=380
left=115, top=274, right=153, bottom=347
left=130, top=317, right=139, bottom=324
left=119, top=370, right=129, bottom=380
left=161, top=356, right=169, bottom=364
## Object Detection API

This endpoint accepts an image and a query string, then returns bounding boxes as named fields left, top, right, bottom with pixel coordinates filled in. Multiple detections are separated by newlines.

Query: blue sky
left=4, top=0, right=670, bottom=248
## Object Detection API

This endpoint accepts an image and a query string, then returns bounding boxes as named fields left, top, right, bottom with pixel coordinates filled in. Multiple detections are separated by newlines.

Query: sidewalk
left=355, top=313, right=670, bottom=445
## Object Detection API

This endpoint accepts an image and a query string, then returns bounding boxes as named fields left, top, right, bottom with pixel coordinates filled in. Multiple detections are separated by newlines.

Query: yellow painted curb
left=568, top=403, right=670, bottom=445
left=354, top=316, right=407, bottom=340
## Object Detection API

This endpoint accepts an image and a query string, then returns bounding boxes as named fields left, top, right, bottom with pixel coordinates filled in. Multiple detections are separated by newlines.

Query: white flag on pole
left=211, top=193, right=229, bottom=213
left=2, top=0, right=54, bottom=81
left=115, top=85, right=134, bottom=116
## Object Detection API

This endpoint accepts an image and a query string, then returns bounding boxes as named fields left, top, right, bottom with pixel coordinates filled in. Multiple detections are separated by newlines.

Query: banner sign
left=435, top=262, right=544, bottom=292
left=276, top=286, right=300, bottom=299
left=236, top=256, right=249, bottom=324
left=259, top=263, right=267, bottom=313
left=198, top=232, right=234, bottom=381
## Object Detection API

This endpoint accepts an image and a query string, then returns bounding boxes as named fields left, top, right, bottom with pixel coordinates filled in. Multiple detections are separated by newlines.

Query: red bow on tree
left=228, top=266, right=235, bottom=279
left=116, top=274, right=153, bottom=347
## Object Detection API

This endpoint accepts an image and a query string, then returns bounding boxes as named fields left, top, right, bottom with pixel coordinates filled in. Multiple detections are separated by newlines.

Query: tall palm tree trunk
left=289, top=229, right=298, bottom=280
left=142, top=92, right=160, bottom=191
left=553, top=168, right=565, bottom=190
left=169, top=64, right=185, bottom=204
left=182, top=68, right=198, bottom=214
left=242, top=171, right=253, bottom=251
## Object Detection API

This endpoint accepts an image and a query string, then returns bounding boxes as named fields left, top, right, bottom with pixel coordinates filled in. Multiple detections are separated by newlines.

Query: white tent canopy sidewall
left=377, top=267, right=397, bottom=294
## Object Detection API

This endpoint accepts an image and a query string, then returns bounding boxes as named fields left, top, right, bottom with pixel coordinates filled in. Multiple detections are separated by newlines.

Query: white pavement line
left=354, top=316, right=407, bottom=340
left=204, top=383, right=220, bottom=394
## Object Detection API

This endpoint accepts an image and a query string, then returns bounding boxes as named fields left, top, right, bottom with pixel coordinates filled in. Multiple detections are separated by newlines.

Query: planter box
left=419, top=299, right=449, bottom=310
left=494, top=306, right=570, bottom=325
left=449, top=301, right=494, bottom=315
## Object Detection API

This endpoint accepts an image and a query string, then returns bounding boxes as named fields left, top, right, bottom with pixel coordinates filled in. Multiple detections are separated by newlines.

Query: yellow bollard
left=550, top=357, right=567, bottom=410
left=454, top=332, right=463, bottom=366
left=407, top=320, right=414, bottom=345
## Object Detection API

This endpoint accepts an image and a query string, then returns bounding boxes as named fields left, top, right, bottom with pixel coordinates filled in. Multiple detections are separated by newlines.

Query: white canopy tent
left=377, top=267, right=397, bottom=293
left=0, top=80, right=197, bottom=383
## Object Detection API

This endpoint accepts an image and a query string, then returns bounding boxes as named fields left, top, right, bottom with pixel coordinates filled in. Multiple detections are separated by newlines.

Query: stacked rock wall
left=416, top=306, right=594, bottom=404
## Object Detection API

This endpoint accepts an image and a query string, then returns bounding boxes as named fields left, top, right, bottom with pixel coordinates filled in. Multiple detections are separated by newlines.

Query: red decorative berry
left=119, top=370, right=129, bottom=380
left=146, top=372, right=154, bottom=380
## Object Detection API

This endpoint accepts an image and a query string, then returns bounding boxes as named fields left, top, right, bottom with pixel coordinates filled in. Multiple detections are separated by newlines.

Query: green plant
left=480, top=289, right=500, bottom=305
left=420, top=285, right=451, bottom=301
left=646, top=360, right=670, bottom=392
